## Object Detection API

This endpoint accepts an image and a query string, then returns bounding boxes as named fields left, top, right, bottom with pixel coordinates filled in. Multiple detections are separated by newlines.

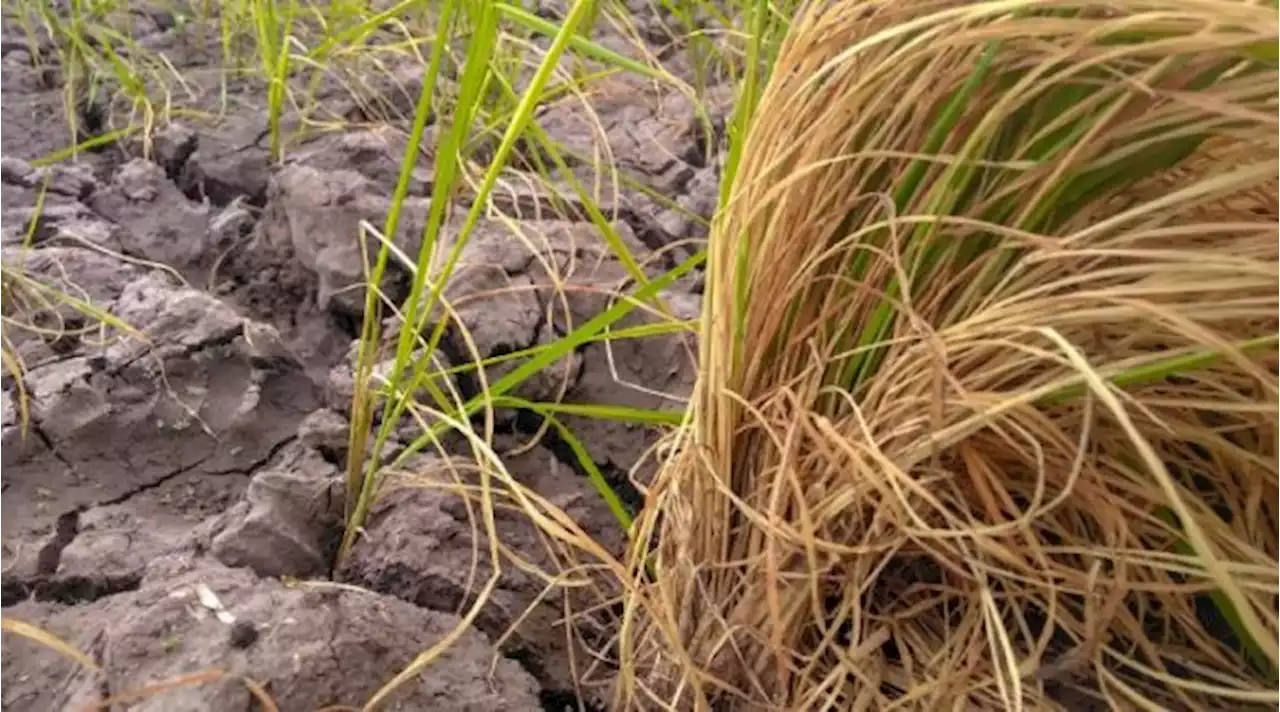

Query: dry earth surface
left=0, top=2, right=727, bottom=709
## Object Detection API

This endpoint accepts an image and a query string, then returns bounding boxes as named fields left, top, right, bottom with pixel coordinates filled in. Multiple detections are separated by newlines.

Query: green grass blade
left=1155, top=506, right=1278, bottom=681
left=1038, top=334, right=1279, bottom=407
left=387, top=248, right=704, bottom=470
left=496, top=2, right=668, bottom=80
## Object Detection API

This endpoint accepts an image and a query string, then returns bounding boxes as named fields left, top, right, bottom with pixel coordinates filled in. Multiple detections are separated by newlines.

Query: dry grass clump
left=612, top=1, right=1280, bottom=709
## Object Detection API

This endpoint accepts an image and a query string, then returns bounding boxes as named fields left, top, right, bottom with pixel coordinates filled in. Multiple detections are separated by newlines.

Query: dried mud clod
left=205, top=443, right=344, bottom=580
left=176, top=116, right=272, bottom=207
left=339, top=437, right=628, bottom=703
left=260, top=162, right=430, bottom=316
left=510, top=79, right=732, bottom=250
left=3, top=559, right=543, bottom=711
left=2, top=249, right=320, bottom=602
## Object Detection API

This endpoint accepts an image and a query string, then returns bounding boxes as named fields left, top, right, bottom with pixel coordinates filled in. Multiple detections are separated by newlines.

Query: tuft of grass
left=612, top=1, right=1280, bottom=709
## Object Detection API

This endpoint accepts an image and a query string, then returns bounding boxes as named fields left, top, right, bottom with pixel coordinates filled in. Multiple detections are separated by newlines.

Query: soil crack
left=96, top=455, right=216, bottom=508
left=104, top=320, right=246, bottom=377
left=29, top=423, right=82, bottom=480
left=2, top=454, right=218, bottom=605
left=205, top=435, right=298, bottom=477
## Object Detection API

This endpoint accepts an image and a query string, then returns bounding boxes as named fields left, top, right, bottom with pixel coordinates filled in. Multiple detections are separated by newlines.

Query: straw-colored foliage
left=612, top=1, right=1279, bottom=709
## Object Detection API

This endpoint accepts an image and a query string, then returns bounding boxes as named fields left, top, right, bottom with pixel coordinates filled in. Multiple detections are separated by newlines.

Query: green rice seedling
left=339, top=0, right=710, bottom=562
left=16, top=0, right=196, bottom=152
left=247, top=0, right=302, bottom=160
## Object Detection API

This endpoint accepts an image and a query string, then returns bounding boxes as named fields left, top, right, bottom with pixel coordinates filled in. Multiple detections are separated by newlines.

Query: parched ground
left=0, top=2, right=727, bottom=709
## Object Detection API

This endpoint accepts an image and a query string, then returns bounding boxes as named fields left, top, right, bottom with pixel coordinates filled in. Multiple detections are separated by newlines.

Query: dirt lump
left=261, top=163, right=430, bottom=315
left=340, top=437, right=627, bottom=699
left=2, top=253, right=320, bottom=603
left=207, top=443, right=344, bottom=580
left=89, top=158, right=212, bottom=277
left=3, top=559, right=542, bottom=711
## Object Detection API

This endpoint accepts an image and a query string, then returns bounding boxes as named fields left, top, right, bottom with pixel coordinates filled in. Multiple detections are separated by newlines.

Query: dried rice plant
left=614, top=1, right=1280, bottom=709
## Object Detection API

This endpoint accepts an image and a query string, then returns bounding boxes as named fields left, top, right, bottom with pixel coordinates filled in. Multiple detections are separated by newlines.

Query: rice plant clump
left=614, top=1, right=1280, bottom=709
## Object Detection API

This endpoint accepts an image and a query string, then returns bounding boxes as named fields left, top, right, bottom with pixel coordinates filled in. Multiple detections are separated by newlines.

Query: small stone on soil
left=227, top=619, right=258, bottom=649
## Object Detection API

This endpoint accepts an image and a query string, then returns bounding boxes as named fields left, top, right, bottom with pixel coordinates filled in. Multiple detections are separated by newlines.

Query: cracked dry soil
left=2, top=2, right=725, bottom=710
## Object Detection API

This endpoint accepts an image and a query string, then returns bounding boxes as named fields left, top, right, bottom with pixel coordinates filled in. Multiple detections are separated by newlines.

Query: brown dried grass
left=610, top=1, right=1280, bottom=709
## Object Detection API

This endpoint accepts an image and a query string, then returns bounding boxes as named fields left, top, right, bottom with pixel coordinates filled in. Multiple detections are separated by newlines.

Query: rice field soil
left=0, top=0, right=719, bottom=708
left=4, top=0, right=1277, bottom=709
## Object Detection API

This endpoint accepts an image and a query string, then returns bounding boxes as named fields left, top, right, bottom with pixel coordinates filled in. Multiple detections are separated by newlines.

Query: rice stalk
left=615, top=1, right=1280, bottom=709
